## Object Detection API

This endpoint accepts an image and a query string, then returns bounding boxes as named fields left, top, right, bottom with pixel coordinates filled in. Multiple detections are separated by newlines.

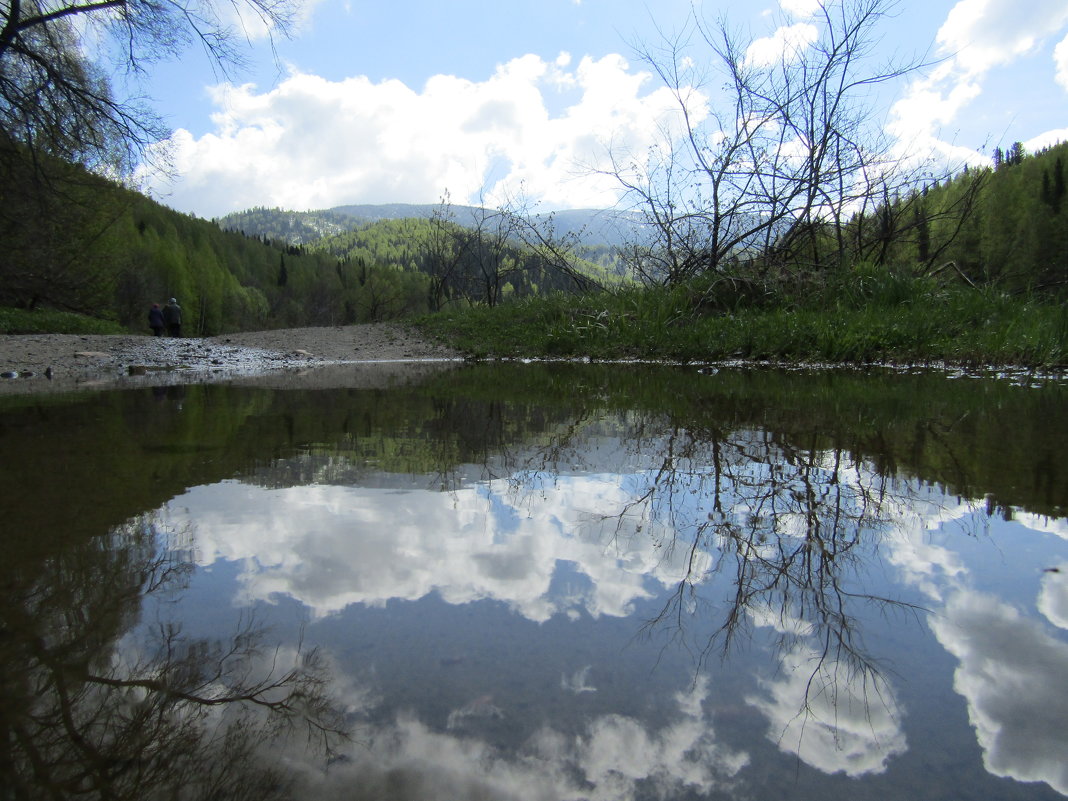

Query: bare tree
left=0, top=0, right=299, bottom=173
left=0, top=0, right=301, bottom=312
left=462, top=197, right=525, bottom=307
left=423, top=192, right=468, bottom=312
left=611, top=0, right=935, bottom=286
left=498, top=190, right=606, bottom=294
left=423, top=189, right=607, bottom=310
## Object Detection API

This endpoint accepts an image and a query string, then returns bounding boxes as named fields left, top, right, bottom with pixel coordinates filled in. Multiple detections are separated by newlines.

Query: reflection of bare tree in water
left=650, top=425, right=942, bottom=760
left=516, top=415, right=936, bottom=738
left=0, top=515, right=347, bottom=801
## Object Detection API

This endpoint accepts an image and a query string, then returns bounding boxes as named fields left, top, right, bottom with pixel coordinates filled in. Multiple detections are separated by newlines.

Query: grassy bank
left=6, top=271, right=1065, bottom=370
left=418, top=273, right=1068, bottom=369
left=0, top=307, right=125, bottom=335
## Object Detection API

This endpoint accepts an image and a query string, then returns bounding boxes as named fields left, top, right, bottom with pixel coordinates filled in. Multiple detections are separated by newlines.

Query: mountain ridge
left=217, top=202, right=641, bottom=247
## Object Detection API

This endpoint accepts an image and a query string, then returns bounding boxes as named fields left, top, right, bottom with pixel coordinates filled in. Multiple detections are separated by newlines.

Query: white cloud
left=779, top=0, right=822, bottom=18
left=290, top=677, right=748, bottom=801
left=1028, top=128, right=1068, bottom=152
left=937, top=0, right=1068, bottom=78
left=881, top=494, right=978, bottom=601
left=1038, top=566, right=1068, bottom=629
left=888, top=0, right=1068, bottom=167
left=143, top=53, right=692, bottom=217
left=930, top=590, right=1068, bottom=795
left=744, top=23, right=818, bottom=68
left=1014, top=512, right=1068, bottom=540
left=746, top=644, right=907, bottom=776
left=161, top=471, right=712, bottom=622
left=549, top=678, right=750, bottom=800
left=1056, top=33, right=1068, bottom=91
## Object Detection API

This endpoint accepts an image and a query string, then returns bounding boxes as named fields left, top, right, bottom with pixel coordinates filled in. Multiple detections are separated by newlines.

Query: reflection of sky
left=746, top=642, right=906, bottom=777
left=877, top=495, right=1068, bottom=797
left=162, top=474, right=711, bottom=622
left=290, top=676, right=748, bottom=801
left=930, top=591, right=1068, bottom=795
left=157, top=438, right=1068, bottom=798
left=1039, top=567, right=1068, bottom=629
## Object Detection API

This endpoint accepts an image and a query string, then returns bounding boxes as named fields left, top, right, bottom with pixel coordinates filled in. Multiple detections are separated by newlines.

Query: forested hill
left=2, top=139, right=1064, bottom=338
left=856, top=140, right=1067, bottom=294
left=218, top=204, right=639, bottom=248
left=1, top=160, right=618, bottom=335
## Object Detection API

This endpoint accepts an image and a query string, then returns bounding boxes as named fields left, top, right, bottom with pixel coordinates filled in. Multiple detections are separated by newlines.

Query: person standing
left=148, top=303, right=164, bottom=336
left=162, top=298, right=182, bottom=337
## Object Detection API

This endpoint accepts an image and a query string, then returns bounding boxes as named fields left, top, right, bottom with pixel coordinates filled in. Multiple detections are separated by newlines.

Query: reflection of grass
left=0, top=306, right=124, bottom=334
left=417, top=276, right=1068, bottom=368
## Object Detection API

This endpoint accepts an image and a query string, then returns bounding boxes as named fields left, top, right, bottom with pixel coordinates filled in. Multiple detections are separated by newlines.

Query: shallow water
left=2, top=362, right=1066, bottom=800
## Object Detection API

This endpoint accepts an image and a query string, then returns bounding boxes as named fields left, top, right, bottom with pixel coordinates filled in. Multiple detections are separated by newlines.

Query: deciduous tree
left=610, top=0, right=937, bottom=286
left=0, top=0, right=298, bottom=171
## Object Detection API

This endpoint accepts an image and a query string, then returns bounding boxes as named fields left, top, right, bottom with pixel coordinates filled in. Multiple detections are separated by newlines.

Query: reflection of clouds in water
left=1039, top=566, right=1068, bottom=629
left=162, top=475, right=711, bottom=622
left=295, top=677, right=747, bottom=801
left=930, top=590, right=1068, bottom=795
left=1015, top=513, right=1068, bottom=541
left=745, top=644, right=906, bottom=777
left=561, top=665, right=597, bottom=694
left=882, top=494, right=978, bottom=601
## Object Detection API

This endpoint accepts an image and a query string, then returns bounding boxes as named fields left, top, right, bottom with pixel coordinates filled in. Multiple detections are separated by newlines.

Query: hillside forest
left=1, top=0, right=1066, bottom=349
left=0, top=156, right=620, bottom=335
left=0, top=138, right=1065, bottom=339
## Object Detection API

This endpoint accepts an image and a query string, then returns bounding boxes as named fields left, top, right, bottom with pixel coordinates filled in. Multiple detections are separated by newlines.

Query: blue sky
left=133, top=0, right=1068, bottom=218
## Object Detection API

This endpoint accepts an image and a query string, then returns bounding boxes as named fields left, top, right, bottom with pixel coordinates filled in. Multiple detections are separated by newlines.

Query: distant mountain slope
left=215, top=207, right=354, bottom=246
left=218, top=203, right=642, bottom=248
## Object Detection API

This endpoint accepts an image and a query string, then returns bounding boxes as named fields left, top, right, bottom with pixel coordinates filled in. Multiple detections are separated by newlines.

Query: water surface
left=2, top=363, right=1066, bottom=800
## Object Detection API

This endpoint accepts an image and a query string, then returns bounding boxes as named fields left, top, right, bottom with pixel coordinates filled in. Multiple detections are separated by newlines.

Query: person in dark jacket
left=162, top=298, right=182, bottom=337
left=148, top=303, right=165, bottom=336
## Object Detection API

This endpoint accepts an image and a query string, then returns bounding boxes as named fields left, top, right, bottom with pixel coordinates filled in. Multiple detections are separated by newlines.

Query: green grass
left=417, top=275, right=1068, bottom=369
left=0, top=307, right=125, bottom=335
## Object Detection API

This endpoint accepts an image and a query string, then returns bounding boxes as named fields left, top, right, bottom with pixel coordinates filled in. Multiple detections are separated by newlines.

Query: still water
left=2, top=361, right=1067, bottom=800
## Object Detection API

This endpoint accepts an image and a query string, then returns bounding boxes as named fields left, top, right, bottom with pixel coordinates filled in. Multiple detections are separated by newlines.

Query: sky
left=129, top=0, right=1068, bottom=219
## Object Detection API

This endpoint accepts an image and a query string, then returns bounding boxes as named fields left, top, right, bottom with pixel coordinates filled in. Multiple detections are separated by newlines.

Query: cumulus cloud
left=779, top=0, right=822, bottom=17
left=1028, top=128, right=1068, bottom=151
left=936, top=0, right=1068, bottom=78
left=744, top=23, right=818, bottom=67
left=143, top=53, right=694, bottom=217
left=1057, top=33, right=1068, bottom=90
left=1038, top=566, right=1068, bottom=629
left=930, top=590, right=1068, bottom=795
left=288, top=677, right=747, bottom=801
left=889, top=0, right=1068, bottom=164
left=746, top=644, right=907, bottom=776
left=880, top=494, right=979, bottom=601
left=1014, top=512, right=1068, bottom=540
left=161, top=471, right=712, bottom=622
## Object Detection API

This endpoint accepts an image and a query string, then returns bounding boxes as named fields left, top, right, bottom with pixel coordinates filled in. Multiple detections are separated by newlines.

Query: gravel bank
left=0, top=324, right=464, bottom=396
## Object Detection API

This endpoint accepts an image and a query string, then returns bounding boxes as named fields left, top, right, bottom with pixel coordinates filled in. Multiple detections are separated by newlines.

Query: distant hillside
left=217, top=203, right=642, bottom=248
left=215, top=207, right=354, bottom=246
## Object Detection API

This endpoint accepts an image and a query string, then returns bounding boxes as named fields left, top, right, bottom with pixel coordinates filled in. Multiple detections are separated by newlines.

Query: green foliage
left=860, top=141, right=1068, bottom=294
left=314, top=217, right=613, bottom=308
left=418, top=271, right=1068, bottom=368
left=0, top=150, right=127, bottom=315
left=0, top=307, right=125, bottom=334
left=0, top=169, right=443, bottom=334
left=6, top=120, right=1064, bottom=363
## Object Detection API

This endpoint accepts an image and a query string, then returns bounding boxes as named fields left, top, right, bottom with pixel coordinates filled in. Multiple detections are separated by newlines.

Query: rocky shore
left=0, top=324, right=464, bottom=395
